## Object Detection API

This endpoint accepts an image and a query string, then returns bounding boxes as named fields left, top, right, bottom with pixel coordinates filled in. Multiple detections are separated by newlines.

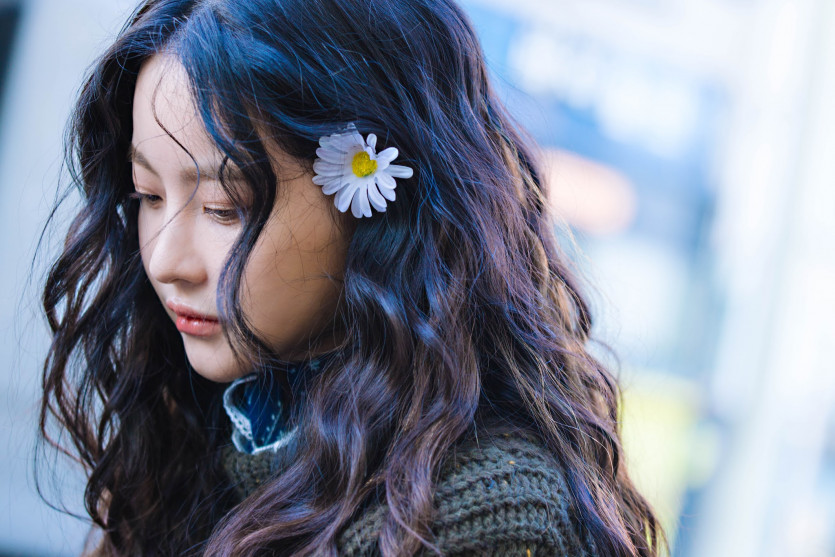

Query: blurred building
left=458, top=0, right=835, bottom=555
left=1, top=0, right=833, bottom=555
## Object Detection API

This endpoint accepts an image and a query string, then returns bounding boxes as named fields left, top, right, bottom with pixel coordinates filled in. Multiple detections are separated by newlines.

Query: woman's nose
left=144, top=209, right=207, bottom=286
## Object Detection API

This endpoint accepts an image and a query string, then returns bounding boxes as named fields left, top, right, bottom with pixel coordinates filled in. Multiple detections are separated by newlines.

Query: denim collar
left=222, top=352, right=333, bottom=455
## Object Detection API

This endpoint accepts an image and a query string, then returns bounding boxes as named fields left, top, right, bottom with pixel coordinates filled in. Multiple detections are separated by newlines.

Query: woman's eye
left=203, top=206, right=240, bottom=224
left=129, top=191, right=162, bottom=205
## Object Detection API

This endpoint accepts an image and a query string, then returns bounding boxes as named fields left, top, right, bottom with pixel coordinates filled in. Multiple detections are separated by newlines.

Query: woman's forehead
left=134, top=54, right=195, bottom=130
left=131, top=55, right=240, bottom=187
left=131, top=53, right=306, bottom=186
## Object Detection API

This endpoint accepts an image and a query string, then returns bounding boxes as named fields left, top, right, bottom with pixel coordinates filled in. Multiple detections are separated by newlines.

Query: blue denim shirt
left=222, top=352, right=334, bottom=454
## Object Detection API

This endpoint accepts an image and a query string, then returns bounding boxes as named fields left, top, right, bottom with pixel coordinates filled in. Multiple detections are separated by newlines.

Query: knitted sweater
left=220, top=431, right=598, bottom=556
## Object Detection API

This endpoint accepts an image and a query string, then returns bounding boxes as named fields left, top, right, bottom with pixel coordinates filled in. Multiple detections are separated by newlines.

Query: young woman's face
left=132, top=54, right=350, bottom=382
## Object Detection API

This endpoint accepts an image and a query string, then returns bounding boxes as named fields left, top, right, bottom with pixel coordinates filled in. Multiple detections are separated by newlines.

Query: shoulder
left=338, top=431, right=598, bottom=556
left=426, top=430, right=598, bottom=556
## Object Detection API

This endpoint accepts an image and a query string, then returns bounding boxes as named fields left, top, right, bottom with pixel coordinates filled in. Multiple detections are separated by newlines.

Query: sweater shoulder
left=337, top=431, right=597, bottom=556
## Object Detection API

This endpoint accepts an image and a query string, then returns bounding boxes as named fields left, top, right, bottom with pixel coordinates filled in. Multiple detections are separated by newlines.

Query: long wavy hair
left=38, top=0, right=665, bottom=555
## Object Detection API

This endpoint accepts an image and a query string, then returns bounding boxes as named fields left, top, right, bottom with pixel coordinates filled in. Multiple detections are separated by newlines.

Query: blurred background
left=1, top=0, right=833, bottom=555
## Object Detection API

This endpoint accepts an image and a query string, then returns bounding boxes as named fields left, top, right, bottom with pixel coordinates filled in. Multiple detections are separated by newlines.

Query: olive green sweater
left=221, top=431, right=598, bottom=556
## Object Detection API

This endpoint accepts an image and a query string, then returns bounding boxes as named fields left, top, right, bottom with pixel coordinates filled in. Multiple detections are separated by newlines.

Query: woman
left=38, top=0, right=665, bottom=555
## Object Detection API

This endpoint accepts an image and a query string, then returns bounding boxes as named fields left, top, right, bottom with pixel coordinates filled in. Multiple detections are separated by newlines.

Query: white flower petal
left=333, top=131, right=365, bottom=151
left=313, top=157, right=343, bottom=169
left=367, top=182, right=388, bottom=212
left=334, top=179, right=363, bottom=212
left=320, top=134, right=350, bottom=153
left=387, top=164, right=413, bottom=179
left=376, top=147, right=399, bottom=165
left=351, top=184, right=372, bottom=218
left=362, top=187, right=373, bottom=217
left=314, top=171, right=344, bottom=180
left=379, top=185, right=396, bottom=201
left=313, top=159, right=345, bottom=174
left=367, top=133, right=377, bottom=150
left=315, top=147, right=347, bottom=164
left=321, top=177, right=346, bottom=195
left=376, top=171, right=396, bottom=190
left=375, top=158, right=391, bottom=173
left=319, top=136, right=350, bottom=153
left=333, top=188, right=352, bottom=213
left=350, top=196, right=362, bottom=218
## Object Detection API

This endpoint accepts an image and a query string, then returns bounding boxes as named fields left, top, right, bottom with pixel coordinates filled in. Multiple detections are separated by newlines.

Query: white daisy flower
left=312, top=123, right=414, bottom=218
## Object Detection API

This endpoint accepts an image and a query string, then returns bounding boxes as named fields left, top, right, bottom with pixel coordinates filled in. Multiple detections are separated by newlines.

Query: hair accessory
left=312, top=123, right=414, bottom=218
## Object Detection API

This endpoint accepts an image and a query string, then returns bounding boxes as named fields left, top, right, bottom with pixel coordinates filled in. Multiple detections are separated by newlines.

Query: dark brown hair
left=38, top=0, right=665, bottom=555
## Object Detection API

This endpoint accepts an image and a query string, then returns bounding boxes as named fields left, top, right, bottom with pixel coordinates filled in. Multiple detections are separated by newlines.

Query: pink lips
left=166, top=301, right=221, bottom=337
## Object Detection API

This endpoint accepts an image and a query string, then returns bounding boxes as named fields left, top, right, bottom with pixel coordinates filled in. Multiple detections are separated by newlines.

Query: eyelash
left=128, top=191, right=161, bottom=205
left=203, top=206, right=239, bottom=224
left=128, top=192, right=240, bottom=224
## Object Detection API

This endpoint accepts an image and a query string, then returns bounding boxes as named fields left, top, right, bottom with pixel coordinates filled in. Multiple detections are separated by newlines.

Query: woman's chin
left=182, top=338, right=250, bottom=383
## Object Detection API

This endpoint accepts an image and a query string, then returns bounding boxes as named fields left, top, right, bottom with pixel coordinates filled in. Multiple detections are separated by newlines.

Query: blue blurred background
left=2, top=0, right=834, bottom=555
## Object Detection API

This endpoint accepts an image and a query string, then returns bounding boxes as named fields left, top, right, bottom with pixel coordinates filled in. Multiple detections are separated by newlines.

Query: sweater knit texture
left=220, top=431, right=598, bottom=556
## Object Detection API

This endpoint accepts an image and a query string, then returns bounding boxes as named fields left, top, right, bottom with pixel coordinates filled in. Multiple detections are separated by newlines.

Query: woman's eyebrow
left=128, top=144, right=246, bottom=183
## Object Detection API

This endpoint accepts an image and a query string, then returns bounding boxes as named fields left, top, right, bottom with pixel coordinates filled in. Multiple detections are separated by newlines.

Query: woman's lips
left=174, top=314, right=221, bottom=336
left=166, top=301, right=221, bottom=337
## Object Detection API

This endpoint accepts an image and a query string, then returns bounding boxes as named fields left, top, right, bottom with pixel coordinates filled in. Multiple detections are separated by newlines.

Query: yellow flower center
left=351, top=151, right=378, bottom=177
